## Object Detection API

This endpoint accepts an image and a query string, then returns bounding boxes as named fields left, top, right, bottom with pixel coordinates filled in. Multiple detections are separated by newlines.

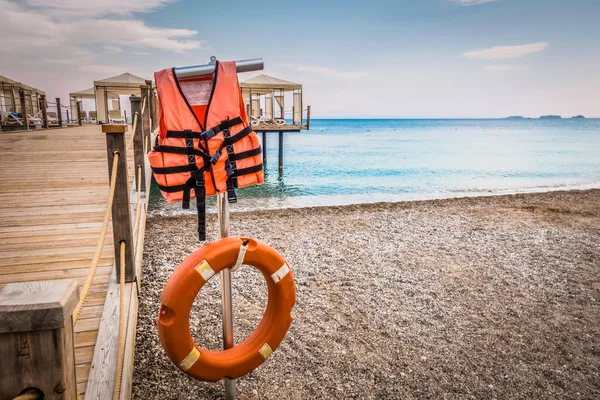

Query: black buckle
left=210, top=150, right=221, bottom=165
left=200, top=127, right=219, bottom=141
left=227, top=187, right=237, bottom=203
left=185, top=137, right=193, bottom=148
left=225, top=162, right=236, bottom=176
left=187, top=155, right=195, bottom=164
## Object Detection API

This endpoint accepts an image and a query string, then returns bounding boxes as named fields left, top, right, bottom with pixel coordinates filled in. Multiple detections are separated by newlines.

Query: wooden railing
left=0, top=86, right=157, bottom=400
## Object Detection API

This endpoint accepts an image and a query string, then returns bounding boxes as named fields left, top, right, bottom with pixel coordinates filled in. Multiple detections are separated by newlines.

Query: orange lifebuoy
left=157, top=237, right=296, bottom=382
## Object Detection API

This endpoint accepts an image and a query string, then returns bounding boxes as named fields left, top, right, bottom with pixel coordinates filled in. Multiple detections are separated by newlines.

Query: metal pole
left=278, top=131, right=284, bottom=174
left=217, top=193, right=236, bottom=400
left=174, top=57, right=264, bottom=79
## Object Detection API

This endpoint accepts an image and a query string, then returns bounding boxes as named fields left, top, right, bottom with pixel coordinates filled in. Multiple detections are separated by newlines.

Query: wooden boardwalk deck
left=0, top=125, right=137, bottom=398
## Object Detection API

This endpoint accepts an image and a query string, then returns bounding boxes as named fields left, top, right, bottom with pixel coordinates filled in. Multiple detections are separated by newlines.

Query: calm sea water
left=149, top=118, right=600, bottom=214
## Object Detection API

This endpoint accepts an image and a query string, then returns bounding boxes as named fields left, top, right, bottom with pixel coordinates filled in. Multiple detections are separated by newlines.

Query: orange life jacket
left=149, top=61, right=263, bottom=240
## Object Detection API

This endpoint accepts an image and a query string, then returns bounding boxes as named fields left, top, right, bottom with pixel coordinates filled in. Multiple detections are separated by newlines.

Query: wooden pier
left=0, top=115, right=151, bottom=399
left=254, top=106, right=310, bottom=173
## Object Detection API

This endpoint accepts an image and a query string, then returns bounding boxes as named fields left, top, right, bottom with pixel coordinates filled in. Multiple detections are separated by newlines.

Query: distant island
left=505, top=115, right=588, bottom=120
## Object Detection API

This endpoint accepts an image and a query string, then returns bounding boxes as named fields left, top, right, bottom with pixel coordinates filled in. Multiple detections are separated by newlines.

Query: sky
left=1, top=0, right=599, bottom=118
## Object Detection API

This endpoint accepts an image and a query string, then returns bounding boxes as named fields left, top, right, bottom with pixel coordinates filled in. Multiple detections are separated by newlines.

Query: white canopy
left=94, top=72, right=149, bottom=122
left=70, top=87, right=96, bottom=99
left=241, top=74, right=303, bottom=121
left=69, top=87, right=119, bottom=116
left=241, top=74, right=302, bottom=95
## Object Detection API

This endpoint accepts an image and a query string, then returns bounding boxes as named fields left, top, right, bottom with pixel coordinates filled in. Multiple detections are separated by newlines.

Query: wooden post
left=130, top=96, right=146, bottom=192
left=19, top=88, right=29, bottom=129
left=0, top=279, right=80, bottom=400
left=145, top=80, right=157, bottom=132
left=56, top=98, right=63, bottom=127
left=11, top=86, right=18, bottom=114
left=306, top=105, right=311, bottom=129
left=41, top=95, right=48, bottom=129
left=152, top=88, right=158, bottom=133
left=66, top=109, right=70, bottom=124
left=278, top=131, right=284, bottom=174
left=140, top=85, right=151, bottom=154
left=262, top=131, right=267, bottom=164
left=103, top=124, right=136, bottom=283
left=76, top=101, right=82, bottom=126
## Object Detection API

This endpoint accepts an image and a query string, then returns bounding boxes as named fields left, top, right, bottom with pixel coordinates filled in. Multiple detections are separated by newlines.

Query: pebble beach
left=133, top=189, right=600, bottom=399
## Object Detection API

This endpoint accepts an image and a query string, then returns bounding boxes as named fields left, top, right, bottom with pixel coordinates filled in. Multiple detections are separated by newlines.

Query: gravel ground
left=133, top=190, right=600, bottom=400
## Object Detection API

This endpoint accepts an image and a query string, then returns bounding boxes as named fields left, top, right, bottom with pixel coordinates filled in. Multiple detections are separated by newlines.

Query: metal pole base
left=217, top=193, right=236, bottom=399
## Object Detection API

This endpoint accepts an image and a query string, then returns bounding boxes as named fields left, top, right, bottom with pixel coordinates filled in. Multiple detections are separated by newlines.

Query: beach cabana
left=241, top=74, right=304, bottom=124
left=69, top=87, right=118, bottom=118
left=93, top=72, right=148, bottom=123
left=0, top=75, right=45, bottom=120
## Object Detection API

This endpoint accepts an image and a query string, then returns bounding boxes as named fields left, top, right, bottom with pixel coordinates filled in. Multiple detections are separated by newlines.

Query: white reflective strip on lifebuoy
left=259, top=343, right=273, bottom=359
left=195, top=260, right=215, bottom=281
left=179, top=347, right=200, bottom=371
left=271, top=263, right=290, bottom=283
left=231, top=242, right=248, bottom=273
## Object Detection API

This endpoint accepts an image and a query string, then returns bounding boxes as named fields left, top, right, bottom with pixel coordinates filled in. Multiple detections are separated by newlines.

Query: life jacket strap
left=230, top=163, right=264, bottom=177
left=222, top=127, right=238, bottom=203
left=153, top=145, right=212, bottom=161
left=153, top=118, right=260, bottom=238
left=165, top=117, right=244, bottom=140
left=154, top=173, right=208, bottom=240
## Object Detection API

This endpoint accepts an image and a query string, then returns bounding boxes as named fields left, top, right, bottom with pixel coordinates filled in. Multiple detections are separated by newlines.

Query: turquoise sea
left=149, top=118, right=600, bottom=214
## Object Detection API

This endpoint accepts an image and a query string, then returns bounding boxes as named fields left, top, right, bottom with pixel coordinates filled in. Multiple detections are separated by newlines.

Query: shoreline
left=135, top=188, right=600, bottom=399
left=148, top=187, right=600, bottom=219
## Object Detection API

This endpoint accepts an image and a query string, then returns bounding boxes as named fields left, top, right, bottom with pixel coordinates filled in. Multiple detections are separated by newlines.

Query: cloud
left=104, top=46, right=123, bottom=53
left=452, top=0, right=496, bottom=5
left=486, top=64, right=513, bottom=72
left=276, top=64, right=368, bottom=80
left=134, top=52, right=150, bottom=56
left=463, top=42, right=549, bottom=60
left=79, top=65, right=129, bottom=75
left=65, top=19, right=202, bottom=53
left=24, top=0, right=178, bottom=17
left=0, top=0, right=202, bottom=54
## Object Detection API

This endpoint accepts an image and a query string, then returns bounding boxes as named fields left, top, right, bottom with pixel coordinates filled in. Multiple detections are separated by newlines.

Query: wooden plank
left=0, top=124, right=147, bottom=399
left=86, top=268, right=130, bottom=400
left=119, top=283, right=138, bottom=400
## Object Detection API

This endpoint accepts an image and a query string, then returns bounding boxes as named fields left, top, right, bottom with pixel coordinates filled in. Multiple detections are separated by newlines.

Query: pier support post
left=56, top=98, right=63, bottom=127
left=19, top=88, right=29, bottom=130
left=140, top=85, right=151, bottom=154
left=130, top=96, right=146, bottom=192
left=278, top=131, right=284, bottom=174
left=0, top=279, right=79, bottom=400
left=262, top=131, right=267, bottom=164
left=306, top=105, right=311, bottom=129
left=103, top=124, right=136, bottom=283
left=145, top=80, right=157, bottom=132
left=76, top=102, right=82, bottom=126
left=40, top=95, right=48, bottom=129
